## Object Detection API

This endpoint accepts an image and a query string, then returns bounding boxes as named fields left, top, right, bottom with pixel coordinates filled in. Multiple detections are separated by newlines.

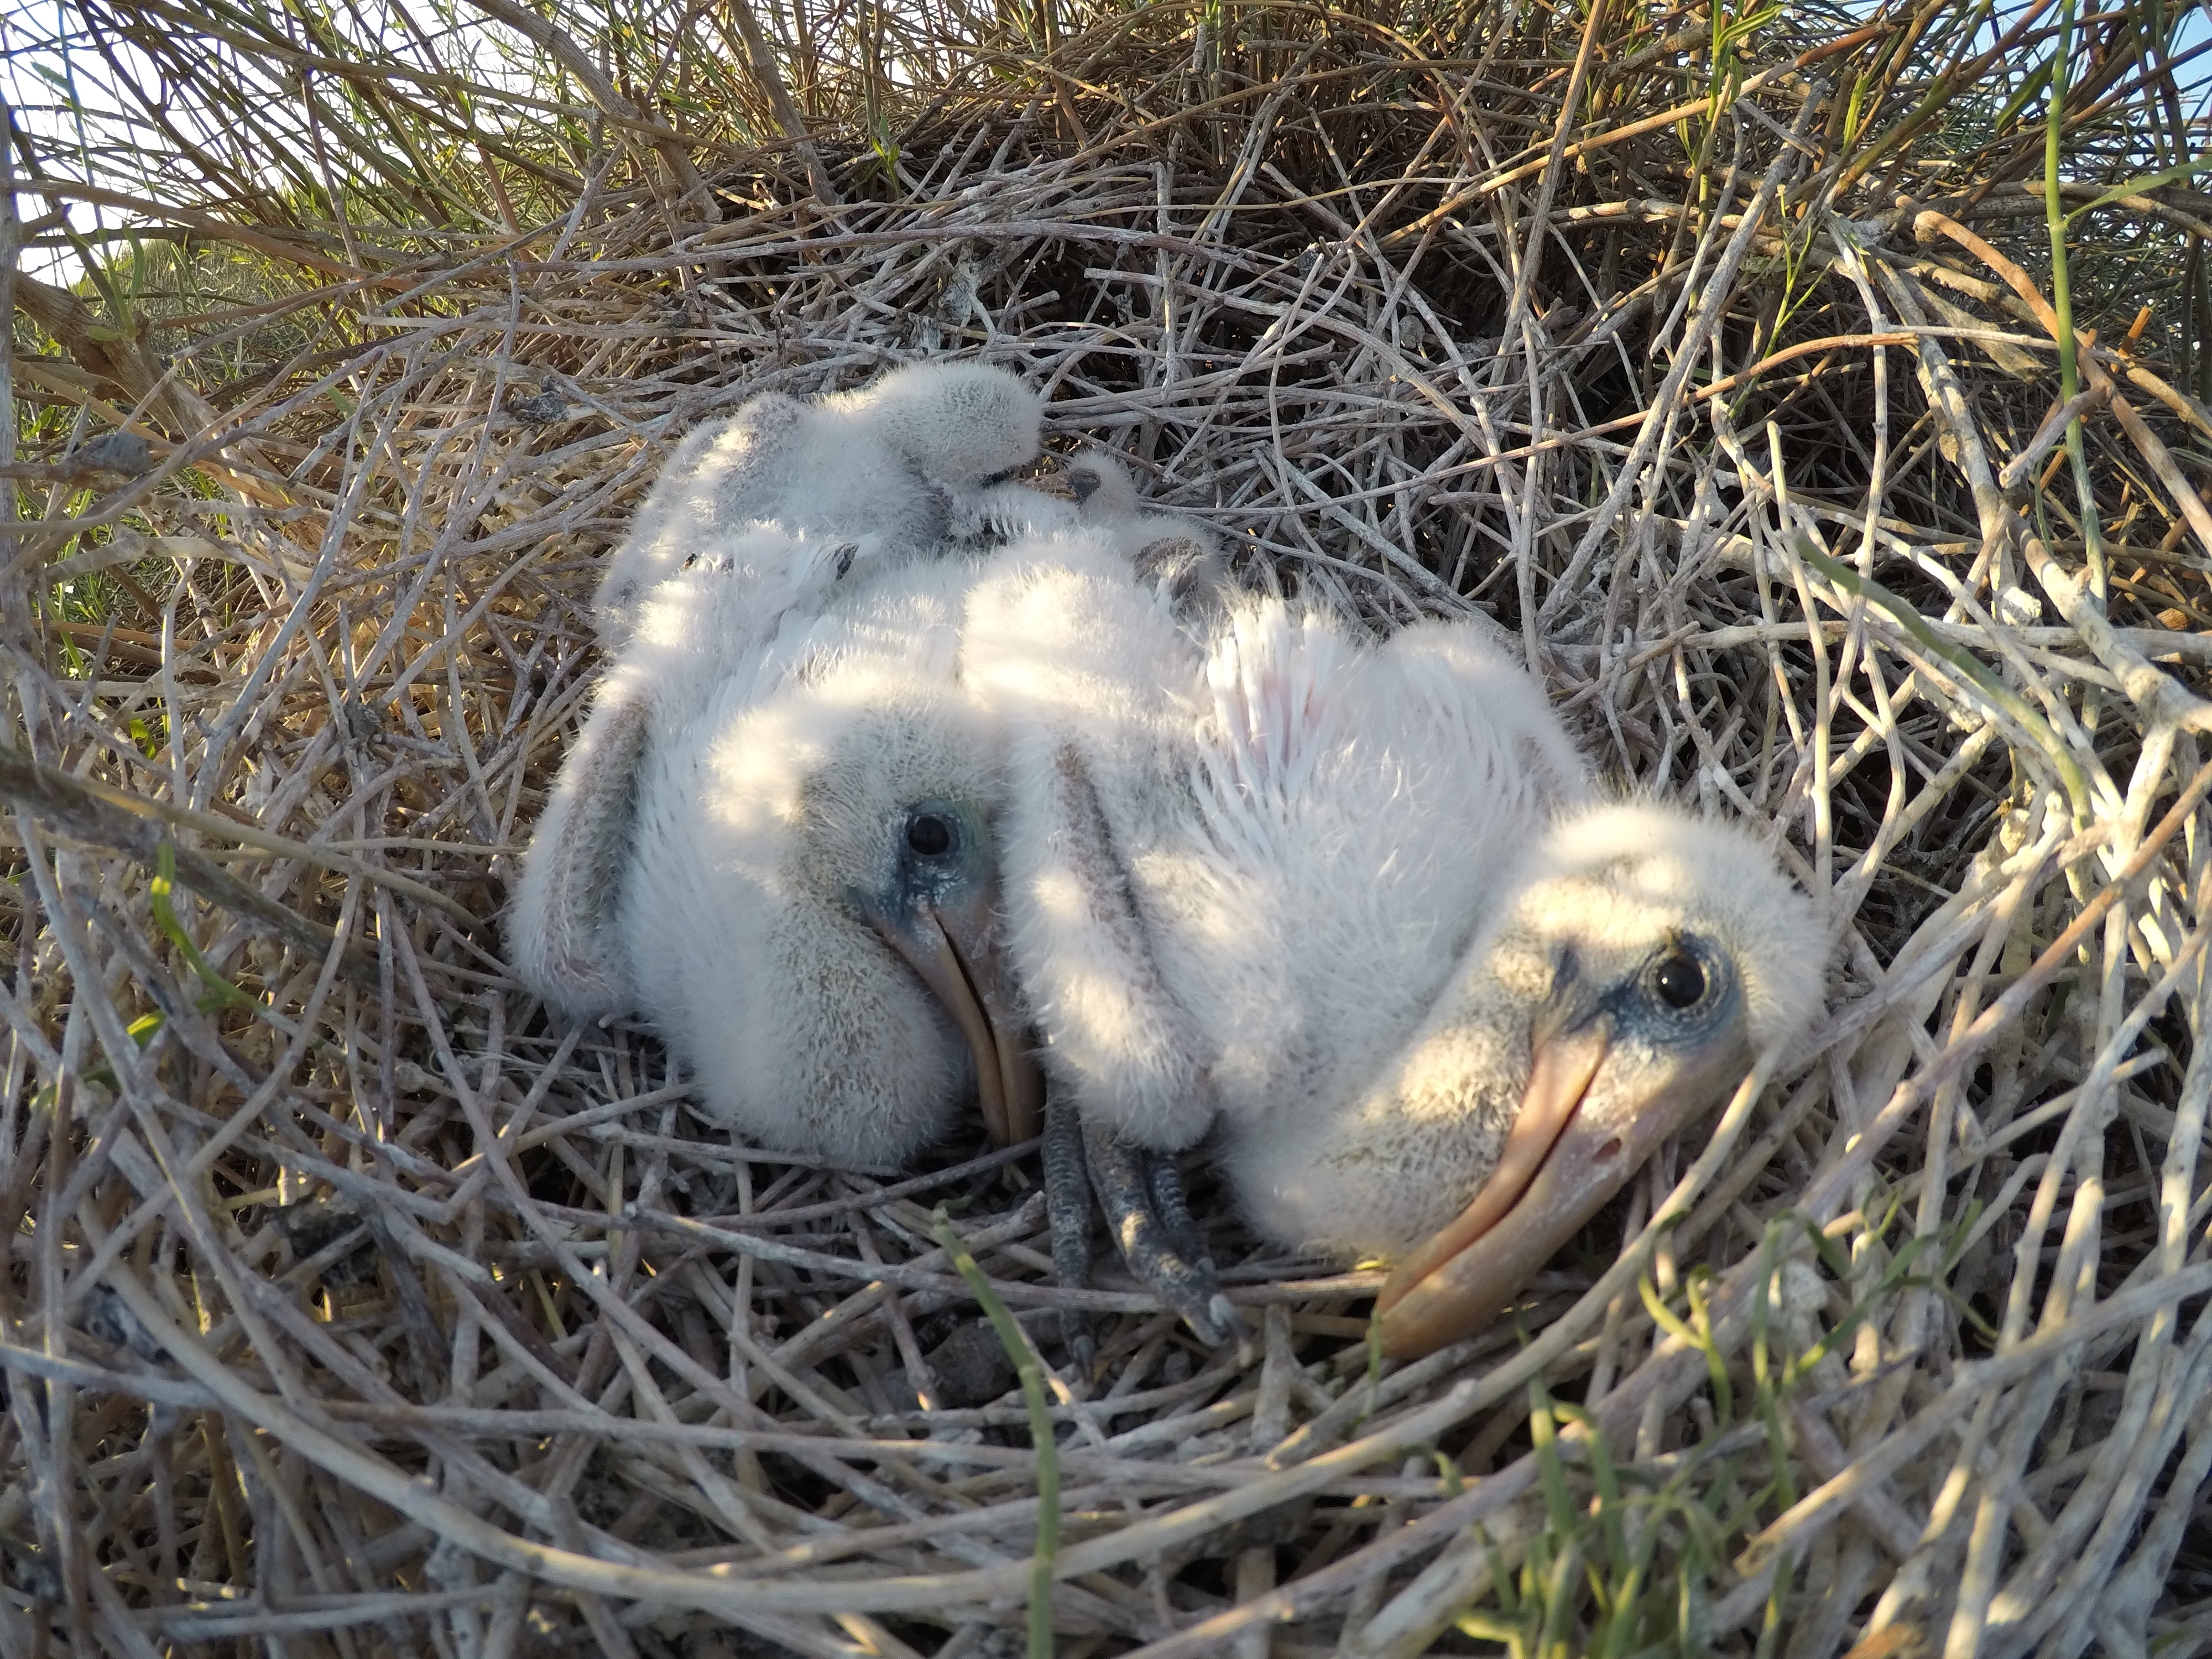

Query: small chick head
left=1067, top=451, right=1140, bottom=520
left=829, top=361, right=1044, bottom=484
left=630, top=675, right=1037, bottom=1164
left=1367, top=800, right=1825, bottom=1354
left=1225, top=798, right=1824, bottom=1357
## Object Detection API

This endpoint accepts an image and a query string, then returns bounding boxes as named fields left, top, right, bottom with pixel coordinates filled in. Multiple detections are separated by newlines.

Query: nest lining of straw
left=6, top=11, right=2212, bottom=1657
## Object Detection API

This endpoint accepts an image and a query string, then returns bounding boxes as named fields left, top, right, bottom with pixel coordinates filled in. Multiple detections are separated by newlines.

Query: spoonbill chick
left=512, top=547, right=1041, bottom=1165
left=966, top=548, right=1590, bottom=1347
left=596, top=361, right=1046, bottom=641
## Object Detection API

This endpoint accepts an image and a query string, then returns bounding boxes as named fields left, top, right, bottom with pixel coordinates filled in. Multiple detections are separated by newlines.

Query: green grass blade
left=932, top=1207, right=1060, bottom=1659
left=1794, top=541, right=2090, bottom=818
left=150, top=843, right=255, bottom=1014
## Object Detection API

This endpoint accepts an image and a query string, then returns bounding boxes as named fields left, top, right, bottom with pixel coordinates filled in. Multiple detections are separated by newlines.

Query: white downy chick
left=970, top=557, right=1823, bottom=1357
left=594, top=361, right=1045, bottom=643
left=511, top=544, right=1041, bottom=1167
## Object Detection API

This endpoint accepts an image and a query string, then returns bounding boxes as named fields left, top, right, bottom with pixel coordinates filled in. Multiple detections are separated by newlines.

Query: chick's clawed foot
left=1043, top=1085, right=1238, bottom=1359
left=1062, top=1110, right=1239, bottom=1354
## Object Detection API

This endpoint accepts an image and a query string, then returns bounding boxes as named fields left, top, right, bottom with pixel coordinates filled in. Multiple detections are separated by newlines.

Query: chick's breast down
left=968, top=540, right=1823, bottom=1302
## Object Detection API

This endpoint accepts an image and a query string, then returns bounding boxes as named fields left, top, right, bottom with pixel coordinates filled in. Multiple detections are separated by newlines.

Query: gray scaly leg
left=1044, top=1092, right=1097, bottom=1374
left=1081, top=1117, right=1234, bottom=1345
left=1144, top=1148, right=1212, bottom=1269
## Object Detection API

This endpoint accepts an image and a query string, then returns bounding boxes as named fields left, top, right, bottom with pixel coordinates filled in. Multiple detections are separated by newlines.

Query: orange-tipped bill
left=1374, top=1017, right=1738, bottom=1358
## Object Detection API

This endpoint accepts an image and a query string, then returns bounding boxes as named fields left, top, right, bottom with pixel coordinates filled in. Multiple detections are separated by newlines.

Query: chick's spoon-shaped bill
left=842, top=794, right=1042, bottom=1149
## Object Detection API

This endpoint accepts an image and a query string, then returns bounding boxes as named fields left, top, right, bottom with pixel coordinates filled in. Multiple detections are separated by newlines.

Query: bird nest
left=6, top=4, right=2212, bottom=1655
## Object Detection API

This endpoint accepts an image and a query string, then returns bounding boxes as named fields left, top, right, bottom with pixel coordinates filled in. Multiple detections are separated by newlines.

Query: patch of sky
left=0, top=0, right=567, bottom=286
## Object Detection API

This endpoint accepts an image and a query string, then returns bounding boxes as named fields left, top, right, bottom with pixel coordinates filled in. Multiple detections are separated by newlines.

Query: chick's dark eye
left=906, top=813, right=954, bottom=858
left=1653, top=951, right=1707, bottom=1009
